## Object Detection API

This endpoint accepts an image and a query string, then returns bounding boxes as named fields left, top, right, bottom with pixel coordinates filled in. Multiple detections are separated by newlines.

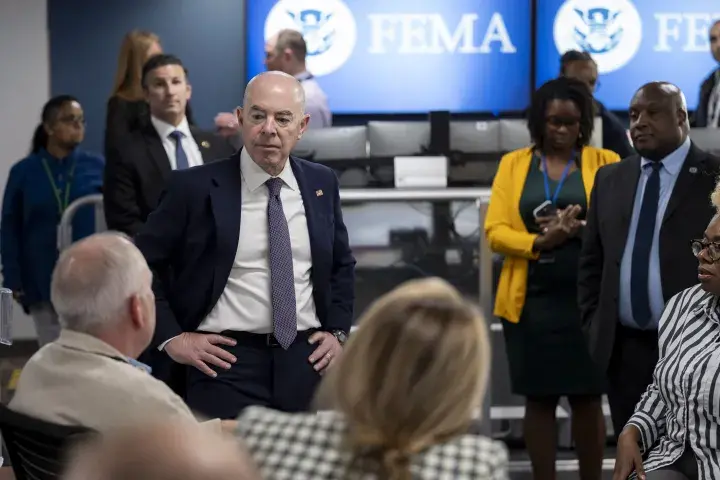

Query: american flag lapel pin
left=316, top=189, right=323, bottom=197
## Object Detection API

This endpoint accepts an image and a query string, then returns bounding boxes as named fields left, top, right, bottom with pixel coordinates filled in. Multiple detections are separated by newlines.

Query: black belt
left=214, top=329, right=319, bottom=348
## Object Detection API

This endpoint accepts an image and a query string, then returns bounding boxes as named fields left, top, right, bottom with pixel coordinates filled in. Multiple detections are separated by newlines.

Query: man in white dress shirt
left=135, top=71, right=355, bottom=418
left=104, top=54, right=235, bottom=235
left=214, top=29, right=332, bottom=142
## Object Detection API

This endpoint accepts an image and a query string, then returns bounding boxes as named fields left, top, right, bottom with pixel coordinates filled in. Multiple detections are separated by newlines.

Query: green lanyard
left=41, top=157, right=77, bottom=216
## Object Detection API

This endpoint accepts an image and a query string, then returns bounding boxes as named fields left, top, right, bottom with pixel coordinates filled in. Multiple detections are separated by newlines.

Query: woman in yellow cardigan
left=485, top=77, right=620, bottom=480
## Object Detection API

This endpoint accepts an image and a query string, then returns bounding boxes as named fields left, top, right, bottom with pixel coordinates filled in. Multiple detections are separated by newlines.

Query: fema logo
left=264, top=0, right=357, bottom=77
left=553, top=0, right=642, bottom=74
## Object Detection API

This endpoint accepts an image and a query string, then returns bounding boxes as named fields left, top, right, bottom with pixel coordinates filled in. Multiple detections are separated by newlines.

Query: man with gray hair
left=136, top=71, right=355, bottom=419
left=215, top=29, right=332, bottom=137
left=9, top=232, right=232, bottom=433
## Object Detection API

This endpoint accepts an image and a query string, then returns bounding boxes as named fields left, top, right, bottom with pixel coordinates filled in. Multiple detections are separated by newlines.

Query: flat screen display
left=246, top=0, right=532, bottom=113
left=536, top=0, right=720, bottom=111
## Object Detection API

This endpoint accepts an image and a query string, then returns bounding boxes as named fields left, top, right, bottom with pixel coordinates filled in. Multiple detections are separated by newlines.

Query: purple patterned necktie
left=266, top=178, right=297, bottom=349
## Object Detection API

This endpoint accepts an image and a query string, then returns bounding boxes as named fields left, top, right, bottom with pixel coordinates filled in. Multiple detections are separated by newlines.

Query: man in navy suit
left=134, top=71, right=356, bottom=418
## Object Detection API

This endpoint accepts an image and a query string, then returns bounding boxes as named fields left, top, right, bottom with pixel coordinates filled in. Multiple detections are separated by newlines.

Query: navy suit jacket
left=134, top=151, right=356, bottom=351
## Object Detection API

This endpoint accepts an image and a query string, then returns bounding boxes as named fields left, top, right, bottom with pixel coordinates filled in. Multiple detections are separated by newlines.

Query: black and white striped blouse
left=628, top=284, right=720, bottom=479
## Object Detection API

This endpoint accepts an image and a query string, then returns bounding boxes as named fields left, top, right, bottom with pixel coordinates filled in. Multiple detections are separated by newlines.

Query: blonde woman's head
left=111, top=30, right=162, bottom=101
left=316, top=277, right=491, bottom=480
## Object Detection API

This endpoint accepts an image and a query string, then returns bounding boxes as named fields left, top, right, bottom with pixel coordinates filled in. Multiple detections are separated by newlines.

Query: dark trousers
left=186, top=330, right=322, bottom=419
left=647, top=446, right=698, bottom=480
left=606, top=324, right=659, bottom=438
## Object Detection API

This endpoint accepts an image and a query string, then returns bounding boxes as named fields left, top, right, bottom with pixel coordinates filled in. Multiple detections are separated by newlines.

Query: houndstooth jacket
left=236, top=406, right=509, bottom=480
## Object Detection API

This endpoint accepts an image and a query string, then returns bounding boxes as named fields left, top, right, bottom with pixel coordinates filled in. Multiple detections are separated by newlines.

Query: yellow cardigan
left=484, top=146, right=620, bottom=323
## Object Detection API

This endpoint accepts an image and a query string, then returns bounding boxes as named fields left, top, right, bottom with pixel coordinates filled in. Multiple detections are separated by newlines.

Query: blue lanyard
left=541, top=153, right=575, bottom=205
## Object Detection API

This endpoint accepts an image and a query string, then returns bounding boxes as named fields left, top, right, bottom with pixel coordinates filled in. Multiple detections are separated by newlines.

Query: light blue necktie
left=168, top=130, right=189, bottom=170
left=266, top=178, right=297, bottom=349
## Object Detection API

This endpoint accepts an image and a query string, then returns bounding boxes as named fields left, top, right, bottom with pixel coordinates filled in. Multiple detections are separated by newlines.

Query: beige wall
left=0, top=0, right=50, bottom=340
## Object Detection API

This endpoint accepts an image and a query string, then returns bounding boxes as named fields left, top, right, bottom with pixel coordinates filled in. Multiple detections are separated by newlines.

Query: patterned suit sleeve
left=490, top=441, right=510, bottom=480
left=625, top=289, right=689, bottom=452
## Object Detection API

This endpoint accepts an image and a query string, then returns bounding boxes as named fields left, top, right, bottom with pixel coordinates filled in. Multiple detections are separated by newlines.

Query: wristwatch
left=330, top=329, right=348, bottom=345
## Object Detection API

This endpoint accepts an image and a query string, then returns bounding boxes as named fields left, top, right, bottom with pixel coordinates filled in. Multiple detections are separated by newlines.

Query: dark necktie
left=169, top=130, right=189, bottom=170
left=630, top=162, right=662, bottom=327
left=266, top=178, right=297, bottom=349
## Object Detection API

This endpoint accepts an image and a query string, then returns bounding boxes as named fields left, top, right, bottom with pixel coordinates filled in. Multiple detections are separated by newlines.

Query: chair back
left=0, top=404, right=93, bottom=480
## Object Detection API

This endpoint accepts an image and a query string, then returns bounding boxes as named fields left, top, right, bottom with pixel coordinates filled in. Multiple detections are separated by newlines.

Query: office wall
left=48, top=0, right=246, bottom=154
left=0, top=0, right=50, bottom=339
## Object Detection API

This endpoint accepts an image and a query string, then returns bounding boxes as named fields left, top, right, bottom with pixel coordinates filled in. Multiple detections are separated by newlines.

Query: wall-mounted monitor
left=246, top=0, right=532, bottom=113
left=535, top=0, right=719, bottom=111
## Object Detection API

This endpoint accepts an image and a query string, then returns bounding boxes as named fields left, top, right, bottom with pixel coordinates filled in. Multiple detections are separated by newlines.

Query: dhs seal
left=265, top=0, right=357, bottom=76
left=553, top=0, right=642, bottom=74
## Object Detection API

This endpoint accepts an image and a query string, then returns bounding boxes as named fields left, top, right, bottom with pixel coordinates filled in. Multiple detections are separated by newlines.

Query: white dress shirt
left=295, top=72, right=332, bottom=129
left=198, top=149, right=321, bottom=334
left=150, top=116, right=204, bottom=169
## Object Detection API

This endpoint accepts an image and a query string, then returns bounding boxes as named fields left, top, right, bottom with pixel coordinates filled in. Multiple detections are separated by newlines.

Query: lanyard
left=541, top=153, right=574, bottom=205
left=296, top=72, right=314, bottom=82
left=41, top=157, right=77, bottom=216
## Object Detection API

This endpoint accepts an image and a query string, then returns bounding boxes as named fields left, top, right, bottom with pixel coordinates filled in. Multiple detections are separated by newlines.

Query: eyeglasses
left=691, top=239, right=720, bottom=262
left=57, top=115, right=85, bottom=126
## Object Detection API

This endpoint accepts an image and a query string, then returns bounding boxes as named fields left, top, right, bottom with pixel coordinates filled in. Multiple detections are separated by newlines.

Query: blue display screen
left=536, top=0, right=720, bottom=111
left=246, top=0, right=532, bottom=114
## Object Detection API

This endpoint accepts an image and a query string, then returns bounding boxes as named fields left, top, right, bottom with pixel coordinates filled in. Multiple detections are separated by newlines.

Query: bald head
left=243, top=71, right=305, bottom=112
left=51, top=233, right=154, bottom=353
left=63, top=421, right=261, bottom=480
left=629, top=82, right=688, bottom=161
left=237, top=71, right=309, bottom=176
left=635, top=81, right=687, bottom=111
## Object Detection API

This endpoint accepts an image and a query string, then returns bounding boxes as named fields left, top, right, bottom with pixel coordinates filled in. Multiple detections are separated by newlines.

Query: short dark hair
left=31, top=95, right=80, bottom=154
left=527, top=77, right=595, bottom=152
left=276, top=29, right=307, bottom=61
left=559, top=50, right=595, bottom=74
left=141, top=53, right=188, bottom=88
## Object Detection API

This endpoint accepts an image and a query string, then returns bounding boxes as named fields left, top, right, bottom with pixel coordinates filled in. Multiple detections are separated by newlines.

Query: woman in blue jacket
left=1, top=95, right=104, bottom=346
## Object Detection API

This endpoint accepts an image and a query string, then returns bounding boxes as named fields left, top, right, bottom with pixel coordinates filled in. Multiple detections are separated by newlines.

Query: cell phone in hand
left=533, top=200, right=557, bottom=219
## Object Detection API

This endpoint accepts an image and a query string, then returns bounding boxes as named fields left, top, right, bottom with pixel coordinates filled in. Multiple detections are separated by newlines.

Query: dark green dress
left=502, top=157, right=605, bottom=397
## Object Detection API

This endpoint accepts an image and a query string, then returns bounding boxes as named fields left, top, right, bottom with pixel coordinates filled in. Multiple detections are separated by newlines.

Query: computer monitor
left=499, top=119, right=531, bottom=151
left=367, top=121, right=430, bottom=157
left=450, top=121, right=501, bottom=153
left=291, top=126, right=368, bottom=161
left=690, top=128, right=720, bottom=155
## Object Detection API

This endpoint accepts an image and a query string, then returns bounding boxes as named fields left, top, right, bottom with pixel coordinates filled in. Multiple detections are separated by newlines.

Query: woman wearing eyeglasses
left=0, top=95, right=104, bottom=346
left=613, top=185, right=720, bottom=480
left=485, top=77, right=620, bottom=480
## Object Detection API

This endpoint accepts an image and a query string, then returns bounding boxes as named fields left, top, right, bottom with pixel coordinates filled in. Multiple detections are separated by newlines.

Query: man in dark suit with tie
left=579, top=82, right=720, bottom=437
left=103, top=54, right=235, bottom=235
left=134, top=71, right=356, bottom=418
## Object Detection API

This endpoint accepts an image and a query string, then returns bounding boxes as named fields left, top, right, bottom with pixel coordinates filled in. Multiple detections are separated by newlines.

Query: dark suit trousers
left=186, top=330, right=322, bottom=419
left=606, top=324, right=659, bottom=438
